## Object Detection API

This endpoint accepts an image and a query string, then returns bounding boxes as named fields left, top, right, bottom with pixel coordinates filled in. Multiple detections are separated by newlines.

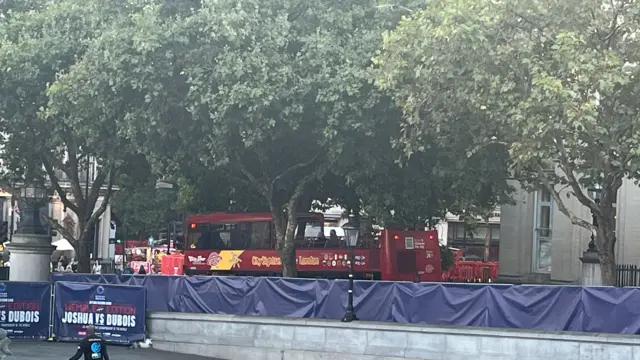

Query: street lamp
left=587, top=184, right=602, bottom=251
left=16, top=183, right=50, bottom=235
left=341, top=217, right=359, bottom=323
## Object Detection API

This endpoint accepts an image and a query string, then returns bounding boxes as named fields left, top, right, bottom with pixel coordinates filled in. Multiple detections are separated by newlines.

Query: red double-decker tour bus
left=182, top=212, right=443, bottom=282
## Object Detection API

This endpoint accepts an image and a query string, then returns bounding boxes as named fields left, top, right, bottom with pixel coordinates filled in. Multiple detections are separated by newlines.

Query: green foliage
left=110, top=155, right=173, bottom=238
left=375, top=0, right=640, bottom=284
left=111, top=182, right=177, bottom=238
left=173, top=166, right=269, bottom=215
left=331, top=77, right=512, bottom=229
left=44, top=0, right=427, bottom=276
left=0, top=0, right=149, bottom=271
left=3, top=0, right=513, bottom=277
left=440, top=244, right=454, bottom=271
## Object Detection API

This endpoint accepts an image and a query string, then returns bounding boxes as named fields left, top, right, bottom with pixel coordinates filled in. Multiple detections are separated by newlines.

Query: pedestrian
left=68, top=325, right=110, bottom=360
left=91, top=260, right=102, bottom=274
left=138, top=265, right=147, bottom=275
left=123, top=263, right=134, bottom=274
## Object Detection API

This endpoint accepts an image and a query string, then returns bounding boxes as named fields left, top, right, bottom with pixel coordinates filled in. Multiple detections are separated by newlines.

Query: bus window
left=186, top=222, right=272, bottom=249
left=295, top=218, right=325, bottom=248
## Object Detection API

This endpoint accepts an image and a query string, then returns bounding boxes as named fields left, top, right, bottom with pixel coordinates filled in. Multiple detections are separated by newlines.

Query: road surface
left=7, top=340, right=221, bottom=359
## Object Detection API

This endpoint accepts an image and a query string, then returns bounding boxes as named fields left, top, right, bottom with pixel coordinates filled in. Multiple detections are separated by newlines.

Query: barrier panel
left=50, top=274, right=640, bottom=335
left=0, top=281, right=51, bottom=339
left=53, top=282, right=146, bottom=344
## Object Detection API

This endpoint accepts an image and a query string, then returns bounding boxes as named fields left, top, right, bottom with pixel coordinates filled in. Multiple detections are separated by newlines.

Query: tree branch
left=232, top=152, right=270, bottom=196
left=286, top=166, right=327, bottom=213
left=538, top=170, right=594, bottom=231
left=272, top=152, right=323, bottom=188
left=604, top=0, right=621, bottom=49
left=554, top=137, right=601, bottom=215
left=254, top=149, right=271, bottom=184
left=65, top=140, right=87, bottom=206
left=41, top=156, right=79, bottom=214
left=84, top=166, right=117, bottom=231
left=41, top=213, right=76, bottom=242
left=86, top=166, right=108, bottom=219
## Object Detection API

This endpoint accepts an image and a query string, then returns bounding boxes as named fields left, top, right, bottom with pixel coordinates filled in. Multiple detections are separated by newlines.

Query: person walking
left=69, top=325, right=110, bottom=360
left=91, top=260, right=102, bottom=274
left=123, top=263, right=134, bottom=274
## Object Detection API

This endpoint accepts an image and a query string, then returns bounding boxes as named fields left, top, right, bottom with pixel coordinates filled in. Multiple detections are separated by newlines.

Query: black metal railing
left=616, top=264, right=640, bottom=287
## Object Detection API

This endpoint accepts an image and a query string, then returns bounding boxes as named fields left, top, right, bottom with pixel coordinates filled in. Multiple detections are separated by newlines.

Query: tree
left=47, top=0, right=422, bottom=277
left=177, top=0, right=408, bottom=277
left=44, top=0, right=512, bottom=277
left=0, top=0, right=146, bottom=272
left=330, top=64, right=512, bottom=229
left=375, top=0, right=640, bottom=284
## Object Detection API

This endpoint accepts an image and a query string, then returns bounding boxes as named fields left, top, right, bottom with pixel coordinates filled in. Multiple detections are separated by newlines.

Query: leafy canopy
left=375, top=0, right=640, bottom=283
left=33, top=0, right=514, bottom=276
left=0, top=0, right=156, bottom=271
left=376, top=0, right=640, bottom=223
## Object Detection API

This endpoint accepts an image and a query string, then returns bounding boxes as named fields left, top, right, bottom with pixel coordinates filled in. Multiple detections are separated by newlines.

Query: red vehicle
left=441, top=248, right=499, bottom=282
left=182, top=212, right=443, bottom=282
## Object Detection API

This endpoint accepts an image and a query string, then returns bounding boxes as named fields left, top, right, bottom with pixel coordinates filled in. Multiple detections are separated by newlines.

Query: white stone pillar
left=579, top=247, right=602, bottom=286
left=8, top=234, right=55, bottom=282
left=99, top=205, right=111, bottom=260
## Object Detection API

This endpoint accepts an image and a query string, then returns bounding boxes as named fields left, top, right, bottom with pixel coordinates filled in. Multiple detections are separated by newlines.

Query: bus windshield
left=187, top=221, right=272, bottom=250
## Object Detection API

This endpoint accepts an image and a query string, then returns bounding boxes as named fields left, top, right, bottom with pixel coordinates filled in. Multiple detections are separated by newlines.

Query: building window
left=534, top=188, right=552, bottom=273
left=448, top=223, right=500, bottom=241
left=492, top=227, right=500, bottom=240
left=472, top=225, right=500, bottom=240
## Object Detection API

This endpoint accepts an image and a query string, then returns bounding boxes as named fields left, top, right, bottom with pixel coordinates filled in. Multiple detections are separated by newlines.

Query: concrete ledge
left=148, top=312, right=640, bottom=360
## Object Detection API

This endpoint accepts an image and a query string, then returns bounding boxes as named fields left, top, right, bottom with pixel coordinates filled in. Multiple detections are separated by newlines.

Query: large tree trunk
left=75, top=220, right=92, bottom=273
left=42, top=161, right=116, bottom=273
left=271, top=202, right=299, bottom=278
left=594, top=193, right=617, bottom=286
left=282, top=208, right=298, bottom=278
left=596, top=214, right=617, bottom=286
left=600, top=249, right=616, bottom=286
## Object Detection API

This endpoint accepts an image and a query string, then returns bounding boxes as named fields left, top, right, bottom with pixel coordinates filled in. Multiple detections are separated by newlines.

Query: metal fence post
left=48, top=282, right=55, bottom=341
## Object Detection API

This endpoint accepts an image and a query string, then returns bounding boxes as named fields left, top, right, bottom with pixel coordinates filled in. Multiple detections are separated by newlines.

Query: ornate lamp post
left=7, top=182, right=55, bottom=281
left=587, top=184, right=602, bottom=251
left=341, top=217, right=359, bottom=323
left=580, top=184, right=602, bottom=285
left=16, top=184, right=50, bottom=235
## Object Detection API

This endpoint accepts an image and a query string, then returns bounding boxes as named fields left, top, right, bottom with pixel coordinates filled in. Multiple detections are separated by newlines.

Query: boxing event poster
left=53, top=282, right=146, bottom=344
left=0, top=281, right=51, bottom=339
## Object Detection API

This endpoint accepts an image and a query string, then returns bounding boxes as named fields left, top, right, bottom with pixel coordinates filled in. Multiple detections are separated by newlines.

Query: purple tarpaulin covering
left=50, top=274, right=640, bottom=334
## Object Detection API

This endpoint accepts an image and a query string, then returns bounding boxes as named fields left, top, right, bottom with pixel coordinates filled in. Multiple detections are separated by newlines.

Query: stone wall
left=148, top=312, right=640, bottom=360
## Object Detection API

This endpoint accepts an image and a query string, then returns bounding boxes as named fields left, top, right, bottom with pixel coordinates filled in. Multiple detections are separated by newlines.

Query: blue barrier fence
left=0, top=282, right=51, bottom=339
left=0, top=280, right=146, bottom=343
left=51, top=274, right=640, bottom=335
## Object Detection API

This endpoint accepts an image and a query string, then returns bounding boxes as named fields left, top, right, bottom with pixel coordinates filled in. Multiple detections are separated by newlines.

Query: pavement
left=6, top=340, right=221, bottom=359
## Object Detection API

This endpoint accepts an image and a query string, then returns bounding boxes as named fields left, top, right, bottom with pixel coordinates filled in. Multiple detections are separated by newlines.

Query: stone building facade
left=499, top=179, right=640, bottom=283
